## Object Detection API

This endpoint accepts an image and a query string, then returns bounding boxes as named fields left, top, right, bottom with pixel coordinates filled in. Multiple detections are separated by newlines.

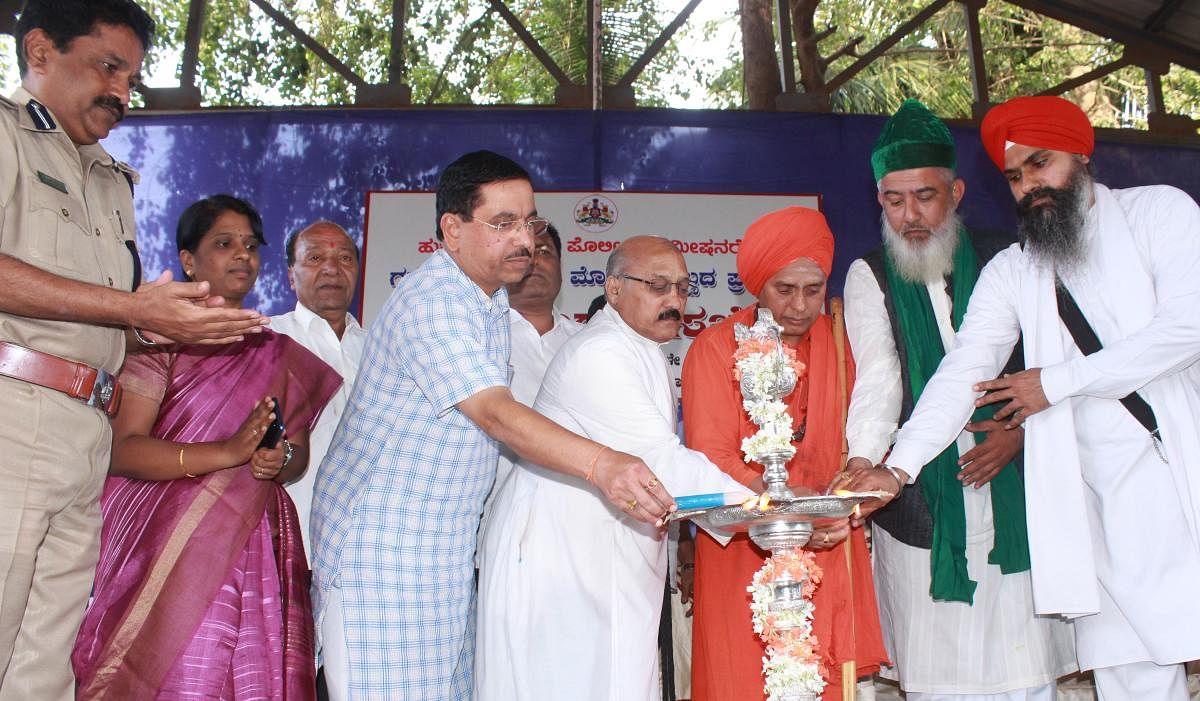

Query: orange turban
left=737, top=206, right=834, bottom=297
left=980, top=96, right=1093, bottom=170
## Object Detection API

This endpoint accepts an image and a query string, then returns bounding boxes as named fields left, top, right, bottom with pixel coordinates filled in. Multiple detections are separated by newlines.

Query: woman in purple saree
left=72, top=195, right=341, bottom=700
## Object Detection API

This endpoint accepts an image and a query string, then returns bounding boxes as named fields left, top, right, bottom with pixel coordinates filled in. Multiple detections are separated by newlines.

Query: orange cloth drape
left=681, top=304, right=888, bottom=701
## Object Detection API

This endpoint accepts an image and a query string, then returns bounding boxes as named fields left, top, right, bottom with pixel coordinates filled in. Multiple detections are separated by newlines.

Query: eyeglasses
left=620, top=274, right=690, bottom=296
left=470, top=216, right=550, bottom=237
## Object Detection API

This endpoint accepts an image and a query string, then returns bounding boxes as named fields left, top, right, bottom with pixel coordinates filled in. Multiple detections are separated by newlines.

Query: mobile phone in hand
left=257, top=397, right=286, bottom=449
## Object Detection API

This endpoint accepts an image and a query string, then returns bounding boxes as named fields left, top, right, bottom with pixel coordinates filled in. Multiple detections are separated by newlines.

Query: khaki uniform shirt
left=0, top=87, right=138, bottom=374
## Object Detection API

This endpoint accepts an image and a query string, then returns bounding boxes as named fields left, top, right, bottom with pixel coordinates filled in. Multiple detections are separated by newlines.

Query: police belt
left=0, top=342, right=121, bottom=416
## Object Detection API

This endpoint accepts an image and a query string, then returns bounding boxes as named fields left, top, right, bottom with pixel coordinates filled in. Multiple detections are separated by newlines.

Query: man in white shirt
left=850, top=95, right=1200, bottom=700
left=842, top=99, right=1074, bottom=700
left=270, top=221, right=366, bottom=556
left=479, top=223, right=582, bottom=543
left=475, top=236, right=747, bottom=701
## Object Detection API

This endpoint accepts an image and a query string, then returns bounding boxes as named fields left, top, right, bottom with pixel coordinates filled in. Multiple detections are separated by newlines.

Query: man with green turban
left=838, top=99, right=1076, bottom=699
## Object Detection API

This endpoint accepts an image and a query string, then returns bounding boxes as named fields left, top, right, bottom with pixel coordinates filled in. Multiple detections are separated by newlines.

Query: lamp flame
left=740, top=493, right=771, bottom=512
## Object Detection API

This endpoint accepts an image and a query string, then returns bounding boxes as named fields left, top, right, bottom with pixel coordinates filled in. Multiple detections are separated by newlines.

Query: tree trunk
left=790, top=0, right=826, bottom=93
left=741, top=0, right=781, bottom=109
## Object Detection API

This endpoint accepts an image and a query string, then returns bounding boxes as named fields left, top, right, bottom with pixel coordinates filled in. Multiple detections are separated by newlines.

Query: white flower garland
left=734, top=324, right=825, bottom=700
left=748, top=550, right=827, bottom=700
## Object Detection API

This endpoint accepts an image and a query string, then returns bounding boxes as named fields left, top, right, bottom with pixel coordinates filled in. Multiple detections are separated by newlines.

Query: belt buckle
left=88, top=369, right=120, bottom=416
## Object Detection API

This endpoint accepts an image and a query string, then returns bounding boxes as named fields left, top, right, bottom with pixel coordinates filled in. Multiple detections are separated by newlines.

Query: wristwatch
left=281, top=440, right=295, bottom=467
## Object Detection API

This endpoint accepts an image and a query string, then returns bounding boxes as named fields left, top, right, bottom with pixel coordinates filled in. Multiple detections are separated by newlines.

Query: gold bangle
left=584, top=446, right=607, bottom=483
left=180, top=446, right=197, bottom=478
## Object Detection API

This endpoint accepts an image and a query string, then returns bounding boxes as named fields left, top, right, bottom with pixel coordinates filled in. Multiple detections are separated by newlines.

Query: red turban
left=980, top=96, right=1094, bottom=170
left=737, top=206, right=834, bottom=297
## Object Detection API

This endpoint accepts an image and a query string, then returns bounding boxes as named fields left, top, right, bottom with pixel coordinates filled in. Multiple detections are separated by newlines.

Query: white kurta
left=845, top=258, right=1075, bottom=694
left=478, top=308, right=582, bottom=551
left=474, top=304, right=744, bottom=701
left=887, top=184, right=1200, bottom=671
left=270, top=303, right=366, bottom=562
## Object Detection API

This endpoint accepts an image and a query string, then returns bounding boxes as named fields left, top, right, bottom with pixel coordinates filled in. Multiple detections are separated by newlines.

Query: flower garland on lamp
left=750, top=551, right=826, bottom=699
left=733, top=337, right=802, bottom=468
left=733, top=315, right=826, bottom=701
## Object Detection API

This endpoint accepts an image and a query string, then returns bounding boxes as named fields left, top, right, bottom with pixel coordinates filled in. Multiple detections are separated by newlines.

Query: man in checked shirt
left=310, top=150, right=673, bottom=700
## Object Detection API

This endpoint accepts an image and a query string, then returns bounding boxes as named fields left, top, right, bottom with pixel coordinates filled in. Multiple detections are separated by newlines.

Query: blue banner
left=103, top=108, right=1200, bottom=316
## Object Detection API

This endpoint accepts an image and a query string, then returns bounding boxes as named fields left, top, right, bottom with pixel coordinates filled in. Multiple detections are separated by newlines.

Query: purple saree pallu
left=72, top=331, right=341, bottom=700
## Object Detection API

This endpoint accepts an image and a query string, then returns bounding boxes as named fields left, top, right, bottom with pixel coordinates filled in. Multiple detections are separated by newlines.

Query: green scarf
left=883, top=227, right=1030, bottom=604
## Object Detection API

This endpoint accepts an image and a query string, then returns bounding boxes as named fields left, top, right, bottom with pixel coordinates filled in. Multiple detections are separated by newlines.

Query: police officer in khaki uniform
left=0, top=2, right=270, bottom=698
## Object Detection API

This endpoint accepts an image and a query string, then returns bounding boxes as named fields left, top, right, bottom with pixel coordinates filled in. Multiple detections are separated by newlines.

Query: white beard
left=881, top=212, right=962, bottom=285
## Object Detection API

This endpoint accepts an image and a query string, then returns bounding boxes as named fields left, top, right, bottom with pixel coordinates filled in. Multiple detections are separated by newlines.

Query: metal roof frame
left=1, top=0, right=1196, bottom=135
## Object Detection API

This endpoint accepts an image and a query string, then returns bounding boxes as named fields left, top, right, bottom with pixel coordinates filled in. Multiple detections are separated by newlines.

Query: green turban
left=870, top=99, right=956, bottom=181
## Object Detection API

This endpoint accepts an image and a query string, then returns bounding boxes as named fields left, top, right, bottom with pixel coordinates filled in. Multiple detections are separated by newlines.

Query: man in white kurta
left=475, top=236, right=746, bottom=701
left=479, top=224, right=581, bottom=547
left=844, top=100, right=1074, bottom=699
left=271, top=221, right=366, bottom=560
left=851, top=96, right=1200, bottom=700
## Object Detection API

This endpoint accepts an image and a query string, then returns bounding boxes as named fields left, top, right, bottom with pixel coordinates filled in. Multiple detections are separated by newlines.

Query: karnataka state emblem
left=574, top=195, right=618, bottom=233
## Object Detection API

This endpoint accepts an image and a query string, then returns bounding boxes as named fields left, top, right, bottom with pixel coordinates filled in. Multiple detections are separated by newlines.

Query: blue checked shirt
left=310, top=250, right=510, bottom=699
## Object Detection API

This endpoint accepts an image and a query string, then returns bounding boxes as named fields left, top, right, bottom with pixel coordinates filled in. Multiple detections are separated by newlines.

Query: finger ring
left=626, top=499, right=638, bottom=511
left=822, top=532, right=830, bottom=544
left=647, top=478, right=658, bottom=489
left=252, top=428, right=259, bottom=435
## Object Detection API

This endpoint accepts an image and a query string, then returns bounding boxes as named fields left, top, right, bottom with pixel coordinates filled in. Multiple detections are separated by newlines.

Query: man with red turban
left=852, top=95, right=1200, bottom=699
left=682, top=207, right=888, bottom=701
left=844, top=99, right=1076, bottom=701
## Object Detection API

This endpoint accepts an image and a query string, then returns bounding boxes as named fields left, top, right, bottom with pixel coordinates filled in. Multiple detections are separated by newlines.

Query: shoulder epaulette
left=113, top=160, right=140, bottom=197
left=25, top=99, right=56, bottom=130
left=113, top=160, right=141, bottom=185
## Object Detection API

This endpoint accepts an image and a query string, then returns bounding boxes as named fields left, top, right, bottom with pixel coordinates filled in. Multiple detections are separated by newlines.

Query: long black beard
left=1015, top=165, right=1090, bottom=271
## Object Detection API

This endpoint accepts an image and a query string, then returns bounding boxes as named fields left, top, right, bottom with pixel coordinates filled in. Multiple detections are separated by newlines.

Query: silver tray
left=669, top=491, right=889, bottom=536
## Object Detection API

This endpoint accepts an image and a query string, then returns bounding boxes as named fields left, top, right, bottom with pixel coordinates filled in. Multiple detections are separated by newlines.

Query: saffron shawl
left=682, top=305, right=888, bottom=701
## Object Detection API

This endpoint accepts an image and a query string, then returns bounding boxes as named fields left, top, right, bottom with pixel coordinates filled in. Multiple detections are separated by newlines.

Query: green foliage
left=121, top=0, right=705, bottom=107
left=0, top=35, right=15, bottom=91
left=805, top=0, right=1196, bottom=128
left=0, top=0, right=1194, bottom=128
left=678, top=7, right=742, bottom=109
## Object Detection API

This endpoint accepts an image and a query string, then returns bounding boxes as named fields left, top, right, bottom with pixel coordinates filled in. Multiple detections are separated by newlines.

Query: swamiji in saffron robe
left=681, top=206, right=887, bottom=701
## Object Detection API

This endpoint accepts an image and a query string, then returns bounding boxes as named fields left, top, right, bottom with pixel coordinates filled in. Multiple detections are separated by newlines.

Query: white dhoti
left=905, top=683, right=1056, bottom=701
left=1093, top=661, right=1188, bottom=701
left=474, top=305, right=743, bottom=701
left=873, top=491, right=1075, bottom=695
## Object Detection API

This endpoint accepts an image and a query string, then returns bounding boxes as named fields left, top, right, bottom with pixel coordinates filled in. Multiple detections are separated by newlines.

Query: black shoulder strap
left=125, top=240, right=143, bottom=291
left=1054, top=278, right=1159, bottom=438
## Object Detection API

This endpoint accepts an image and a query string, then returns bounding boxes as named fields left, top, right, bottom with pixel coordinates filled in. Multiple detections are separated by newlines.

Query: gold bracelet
left=180, top=446, right=197, bottom=478
left=584, top=446, right=608, bottom=483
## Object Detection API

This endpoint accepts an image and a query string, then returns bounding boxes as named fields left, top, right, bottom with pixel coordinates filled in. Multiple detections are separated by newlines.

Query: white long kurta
left=887, top=184, right=1200, bottom=671
left=474, top=304, right=744, bottom=701
left=478, top=308, right=582, bottom=558
left=844, top=259, right=1075, bottom=694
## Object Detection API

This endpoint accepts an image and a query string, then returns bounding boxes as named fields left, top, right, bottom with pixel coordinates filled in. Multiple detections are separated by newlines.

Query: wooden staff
left=831, top=297, right=857, bottom=701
